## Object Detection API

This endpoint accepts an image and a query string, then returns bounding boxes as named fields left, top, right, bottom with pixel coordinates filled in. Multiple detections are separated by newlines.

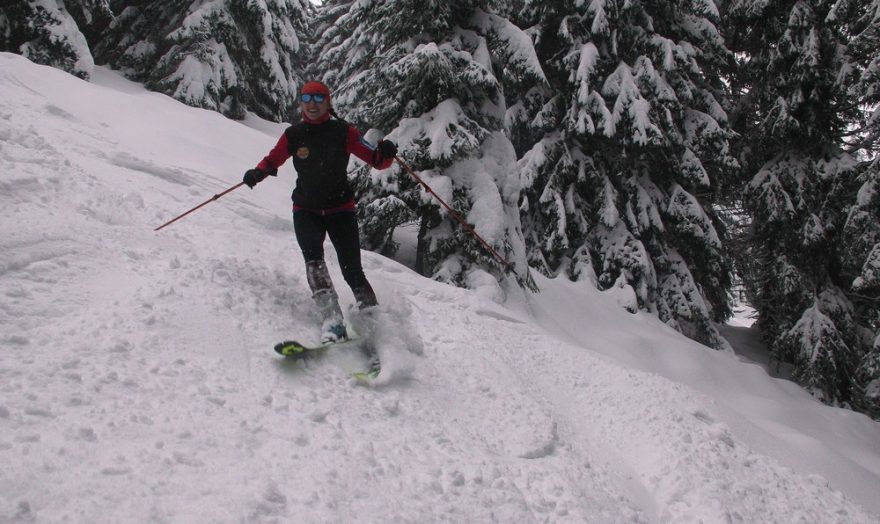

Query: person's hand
left=377, top=140, right=398, bottom=160
left=243, top=168, right=276, bottom=188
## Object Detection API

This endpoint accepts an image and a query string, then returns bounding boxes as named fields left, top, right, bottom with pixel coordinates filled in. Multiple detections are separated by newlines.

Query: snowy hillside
left=2, top=53, right=879, bottom=523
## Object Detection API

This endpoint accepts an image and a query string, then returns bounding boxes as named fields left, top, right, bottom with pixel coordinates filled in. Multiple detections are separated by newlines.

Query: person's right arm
left=243, top=133, right=289, bottom=188
left=257, top=133, right=291, bottom=171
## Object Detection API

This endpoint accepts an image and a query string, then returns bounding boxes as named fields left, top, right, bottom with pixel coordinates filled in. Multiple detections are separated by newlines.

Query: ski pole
left=394, top=157, right=538, bottom=291
left=393, top=156, right=513, bottom=271
left=153, top=182, right=246, bottom=232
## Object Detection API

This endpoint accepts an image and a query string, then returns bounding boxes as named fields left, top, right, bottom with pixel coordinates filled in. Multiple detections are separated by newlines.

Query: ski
left=352, top=368, right=381, bottom=382
left=353, top=349, right=382, bottom=382
left=273, top=338, right=358, bottom=358
left=274, top=338, right=381, bottom=380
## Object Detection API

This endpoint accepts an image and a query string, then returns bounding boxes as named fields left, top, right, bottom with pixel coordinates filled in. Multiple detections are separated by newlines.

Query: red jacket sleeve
left=256, top=133, right=290, bottom=171
left=346, top=126, right=394, bottom=169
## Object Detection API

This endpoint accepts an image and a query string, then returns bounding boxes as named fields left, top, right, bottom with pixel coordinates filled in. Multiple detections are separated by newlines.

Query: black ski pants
left=293, top=210, right=368, bottom=290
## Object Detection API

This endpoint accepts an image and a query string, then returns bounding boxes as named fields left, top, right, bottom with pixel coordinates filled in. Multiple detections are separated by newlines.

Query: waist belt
left=292, top=199, right=356, bottom=215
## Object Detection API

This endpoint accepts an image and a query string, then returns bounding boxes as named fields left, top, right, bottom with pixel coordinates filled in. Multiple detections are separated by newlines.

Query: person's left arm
left=346, top=126, right=396, bottom=169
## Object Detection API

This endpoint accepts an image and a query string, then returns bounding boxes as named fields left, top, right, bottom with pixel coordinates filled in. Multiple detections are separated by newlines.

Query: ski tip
left=352, top=369, right=381, bottom=383
left=274, top=340, right=308, bottom=357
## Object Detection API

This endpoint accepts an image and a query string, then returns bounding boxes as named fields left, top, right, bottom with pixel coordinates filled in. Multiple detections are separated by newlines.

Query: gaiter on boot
left=306, top=260, right=346, bottom=343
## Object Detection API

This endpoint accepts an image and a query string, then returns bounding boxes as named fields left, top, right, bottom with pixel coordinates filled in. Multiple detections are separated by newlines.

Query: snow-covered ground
left=2, top=53, right=879, bottom=523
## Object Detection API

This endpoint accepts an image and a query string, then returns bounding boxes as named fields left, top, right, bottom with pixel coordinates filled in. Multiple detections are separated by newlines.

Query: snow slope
left=1, top=52, right=879, bottom=523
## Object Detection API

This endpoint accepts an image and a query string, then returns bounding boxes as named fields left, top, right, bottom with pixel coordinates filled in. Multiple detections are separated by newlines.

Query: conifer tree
left=311, top=0, right=537, bottom=292
left=846, top=155, right=880, bottom=415
left=0, top=0, right=100, bottom=79
left=94, top=0, right=312, bottom=120
left=513, top=0, right=738, bottom=347
left=846, top=0, right=880, bottom=153
left=724, top=0, right=879, bottom=411
left=63, top=0, right=114, bottom=48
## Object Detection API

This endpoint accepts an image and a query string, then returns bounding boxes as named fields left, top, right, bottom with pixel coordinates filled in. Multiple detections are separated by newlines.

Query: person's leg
left=293, top=210, right=326, bottom=264
left=325, top=212, right=380, bottom=373
left=325, top=211, right=378, bottom=308
left=294, top=211, right=346, bottom=342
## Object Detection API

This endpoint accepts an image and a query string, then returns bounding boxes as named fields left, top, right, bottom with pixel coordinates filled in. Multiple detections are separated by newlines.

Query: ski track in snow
left=1, top=53, right=879, bottom=523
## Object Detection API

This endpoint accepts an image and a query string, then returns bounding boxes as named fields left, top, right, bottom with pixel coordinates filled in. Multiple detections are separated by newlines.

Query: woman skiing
left=243, top=80, right=398, bottom=346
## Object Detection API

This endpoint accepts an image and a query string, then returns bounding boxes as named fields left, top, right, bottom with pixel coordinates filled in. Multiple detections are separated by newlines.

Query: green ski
left=274, top=339, right=381, bottom=380
left=273, top=338, right=358, bottom=358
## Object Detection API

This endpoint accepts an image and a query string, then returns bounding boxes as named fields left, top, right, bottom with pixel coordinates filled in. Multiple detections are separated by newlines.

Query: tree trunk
left=415, top=216, right=430, bottom=277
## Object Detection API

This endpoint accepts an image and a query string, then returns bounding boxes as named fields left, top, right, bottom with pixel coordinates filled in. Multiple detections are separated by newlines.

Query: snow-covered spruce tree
left=846, top=0, right=880, bottom=417
left=95, top=0, right=312, bottom=120
left=513, top=0, right=738, bottom=347
left=856, top=334, right=880, bottom=419
left=723, top=0, right=879, bottom=410
left=847, top=0, right=880, bottom=152
left=0, top=0, right=98, bottom=79
left=62, top=0, right=114, bottom=48
left=311, top=0, right=538, bottom=293
left=846, top=156, right=880, bottom=415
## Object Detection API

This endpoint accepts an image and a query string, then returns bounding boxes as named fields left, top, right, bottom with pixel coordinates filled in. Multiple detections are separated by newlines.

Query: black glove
left=243, top=167, right=276, bottom=189
left=377, top=140, right=398, bottom=160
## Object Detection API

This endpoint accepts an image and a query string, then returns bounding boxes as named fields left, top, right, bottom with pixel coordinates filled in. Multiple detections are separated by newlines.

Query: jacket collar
left=302, top=112, right=332, bottom=124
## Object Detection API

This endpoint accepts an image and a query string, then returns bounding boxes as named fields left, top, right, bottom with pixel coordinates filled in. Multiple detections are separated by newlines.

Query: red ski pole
left=394, top=156, right=538, bottom=291
left=154, top=182, right=246, bottom=232
left=394, top=157, right=512, bottom=269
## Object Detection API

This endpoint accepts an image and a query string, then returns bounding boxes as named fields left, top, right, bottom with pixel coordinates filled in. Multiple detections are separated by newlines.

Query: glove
left=377, top=140, right=398, bottom=160
left=243, top=167, right=276, bottom=189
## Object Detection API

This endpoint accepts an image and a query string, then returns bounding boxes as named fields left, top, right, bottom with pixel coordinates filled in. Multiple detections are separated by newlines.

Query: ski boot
left=349, top=284, right=379, bottom=339
left=362, top=345, right=381, bottom=378
left=312, top=287, right=347, bottom=344
left=321, top=317, right=347, bottom=344
left=351, top=284, right=381, bottom=378
left=306, top=260, right=348, bottom=344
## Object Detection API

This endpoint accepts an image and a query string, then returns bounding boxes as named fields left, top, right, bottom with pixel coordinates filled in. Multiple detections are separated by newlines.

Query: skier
left=243, top=80, right=398, bottom=346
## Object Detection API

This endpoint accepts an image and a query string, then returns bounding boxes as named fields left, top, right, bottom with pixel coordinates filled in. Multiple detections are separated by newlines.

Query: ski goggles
left=300, top=93, right=327, bottom=103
